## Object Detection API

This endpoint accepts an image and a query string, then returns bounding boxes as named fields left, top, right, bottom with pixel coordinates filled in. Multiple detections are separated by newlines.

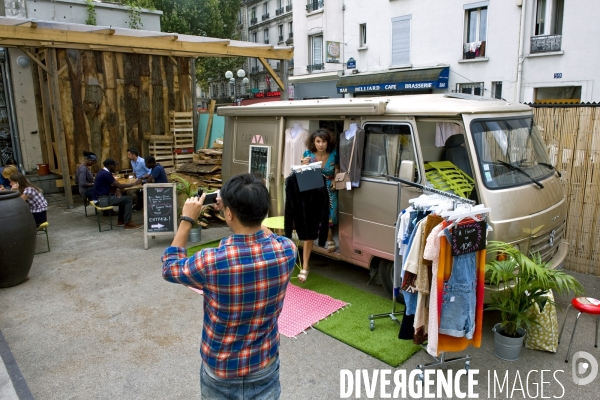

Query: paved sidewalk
left=1, top=194, right=600, bottom=399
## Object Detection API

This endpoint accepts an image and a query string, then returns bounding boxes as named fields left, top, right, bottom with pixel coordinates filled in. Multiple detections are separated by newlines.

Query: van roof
left=217, top=93, right=532, bottom=117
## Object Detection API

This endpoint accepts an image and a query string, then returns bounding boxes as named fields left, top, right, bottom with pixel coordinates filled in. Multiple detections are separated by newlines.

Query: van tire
left=379, top=259, right=405, bottom=305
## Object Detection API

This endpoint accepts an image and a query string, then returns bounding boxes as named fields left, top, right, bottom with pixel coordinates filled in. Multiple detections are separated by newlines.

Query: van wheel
left=379, top=259, right=405, bottom=305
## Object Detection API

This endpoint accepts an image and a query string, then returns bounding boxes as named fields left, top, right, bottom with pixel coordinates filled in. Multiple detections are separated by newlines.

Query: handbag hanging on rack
left=335, top=131, right=356, bottom=190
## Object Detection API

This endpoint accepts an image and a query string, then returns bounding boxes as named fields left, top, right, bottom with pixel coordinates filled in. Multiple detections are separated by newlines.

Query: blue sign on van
left=347, top=58, right=356, bottom=69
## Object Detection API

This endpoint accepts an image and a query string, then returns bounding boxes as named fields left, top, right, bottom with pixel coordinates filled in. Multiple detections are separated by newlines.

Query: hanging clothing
left=283, top=172, right=329, bottom=247
left=282, top=125, right=310, bottom=177
left=423, top=223, right=444, bottom=357
left=339, top=126, right=365, bottom=187
left=435, top=123, right=461, bottom=147
left=303, top=149, right=339, bottom=225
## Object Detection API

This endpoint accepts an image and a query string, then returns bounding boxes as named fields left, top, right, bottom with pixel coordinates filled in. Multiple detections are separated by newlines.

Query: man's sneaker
left=117, top=219, right=125, bottom=226
left=124, top=221, right=142, bottom=230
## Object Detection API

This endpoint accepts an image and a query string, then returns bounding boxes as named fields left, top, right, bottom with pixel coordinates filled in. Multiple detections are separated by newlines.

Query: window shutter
left=391, top=16, right=411, bottom=66
left=313, top=36, right=323, bottom=65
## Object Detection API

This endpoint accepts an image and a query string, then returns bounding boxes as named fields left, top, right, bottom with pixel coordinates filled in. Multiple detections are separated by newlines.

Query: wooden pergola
left=0, top=17, right=293, bottom=207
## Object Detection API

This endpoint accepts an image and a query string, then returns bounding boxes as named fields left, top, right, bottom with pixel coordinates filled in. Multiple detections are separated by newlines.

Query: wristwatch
left=180, top=216, right=196, bottom=226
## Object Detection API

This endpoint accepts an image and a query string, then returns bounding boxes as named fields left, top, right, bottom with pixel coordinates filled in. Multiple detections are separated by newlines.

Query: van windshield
left=470, top=117, right=553, bottom=189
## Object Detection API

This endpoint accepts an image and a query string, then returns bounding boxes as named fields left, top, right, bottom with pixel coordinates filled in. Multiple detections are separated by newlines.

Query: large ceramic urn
left=0, top=190, right=36, bottom=288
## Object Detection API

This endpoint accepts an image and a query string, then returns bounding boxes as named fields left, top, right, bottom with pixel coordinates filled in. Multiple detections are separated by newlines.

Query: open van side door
left=222, top=116, right=285, bottom=215
left=346, top=121, right=421, bottom=262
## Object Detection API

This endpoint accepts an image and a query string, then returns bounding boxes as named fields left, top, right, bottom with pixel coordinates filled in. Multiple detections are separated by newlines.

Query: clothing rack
left=369, top=174, right=482, bottom=374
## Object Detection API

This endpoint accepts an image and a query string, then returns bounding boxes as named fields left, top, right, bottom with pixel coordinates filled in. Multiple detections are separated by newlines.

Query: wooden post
left=280, top=59, right=289, bottom=101
left=191, top=58, right=198, bottom=150
left=203, top=99, right=216, bottom=149
left=47, top=49, right=74, bottom=208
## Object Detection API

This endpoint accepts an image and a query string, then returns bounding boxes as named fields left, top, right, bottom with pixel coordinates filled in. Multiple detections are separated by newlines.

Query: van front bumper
left=483, top=240, right=569, bottom=304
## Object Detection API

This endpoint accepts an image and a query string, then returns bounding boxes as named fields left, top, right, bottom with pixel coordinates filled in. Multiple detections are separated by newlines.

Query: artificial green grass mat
left=289, top=269, right=421, bottom=367
left=187, top=239, right=223, bottom=255
left=186, top=240, right=421, bottom=367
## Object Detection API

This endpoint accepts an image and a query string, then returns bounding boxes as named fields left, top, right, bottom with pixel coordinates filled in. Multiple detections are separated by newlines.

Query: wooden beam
left=15, top=20, right=37, bottom=28
left=94, top=27, right=115, bottom=35
left=18, top=46, right=49, bottom=75
left=36, top=58, right=55, bottom=170
left=203, top=100, right=216, bottom=149
left=57, top=63, right=67, bottom=76
left=47, top=48, right=74, bottom=208
left=169, top=55, right=178, bottom=65
left=258, top=57, right=284, bottom=90
left=0, top=23, right=294, bottom=59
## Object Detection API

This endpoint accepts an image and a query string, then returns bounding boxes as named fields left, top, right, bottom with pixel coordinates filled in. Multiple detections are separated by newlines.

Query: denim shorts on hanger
left=439, top=228, right=477, bottom=339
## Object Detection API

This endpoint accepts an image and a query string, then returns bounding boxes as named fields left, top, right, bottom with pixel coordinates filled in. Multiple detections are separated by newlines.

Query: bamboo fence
left=532, top=105, right=600, bottom=275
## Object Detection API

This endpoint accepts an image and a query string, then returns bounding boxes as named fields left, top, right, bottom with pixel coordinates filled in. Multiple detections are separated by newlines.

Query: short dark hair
left=127, top=147, right=139, bottom=156
left=103, top=158, right=117, bottom=167
left=220, top=173, right=270, bottom=227
left=305, top=128, right=336, bottom=153
left=146, top=156, right=156, bottom=164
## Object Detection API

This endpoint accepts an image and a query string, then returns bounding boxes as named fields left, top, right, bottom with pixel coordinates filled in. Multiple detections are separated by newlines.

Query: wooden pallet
left=149, top=135, right=174, bottom=169
left=170, top=111, right=195, bottom=151
left=174, top=153, right=194, bottom=169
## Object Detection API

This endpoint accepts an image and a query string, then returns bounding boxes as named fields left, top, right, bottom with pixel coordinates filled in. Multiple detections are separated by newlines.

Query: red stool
left=558, top=297, right=600, bottom=362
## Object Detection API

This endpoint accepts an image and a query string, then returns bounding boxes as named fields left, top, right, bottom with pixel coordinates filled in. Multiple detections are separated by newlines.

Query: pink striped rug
left=187, top=283, right=348, bottom=338
left=278, top=283, right=348, bottom=338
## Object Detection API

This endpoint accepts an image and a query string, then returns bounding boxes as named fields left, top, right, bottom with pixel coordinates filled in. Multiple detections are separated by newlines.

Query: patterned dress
left=303, top=148, right=339, bottom=226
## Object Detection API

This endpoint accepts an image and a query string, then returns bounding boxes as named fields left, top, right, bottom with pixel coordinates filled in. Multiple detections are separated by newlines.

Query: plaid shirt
left=23, top=187, right=48, bottom=213
left=161, top=230, right=296, bottom=379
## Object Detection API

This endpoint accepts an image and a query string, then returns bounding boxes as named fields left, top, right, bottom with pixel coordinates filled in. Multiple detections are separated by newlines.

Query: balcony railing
left=278, top=35, right=284, bottom=42
left=307, top=63, right=324, bottom=72
left=262, top=13, right=270, bottom=21
left=286, top=4, right=293, bottom=12
left=250, top=17, right=257, bottom=25
left=463, top=40, right=486, bottom=59
left=264, top=39, right=270, bottom=44
left=276, top=7, right=284, bottom=15
left=289, top=32, right=293, bottom=38
left=306, top=0, right=324, bottom=13
left=251, top=66, right=260, bottom=73
left=531, top=34, right=562, bottom=53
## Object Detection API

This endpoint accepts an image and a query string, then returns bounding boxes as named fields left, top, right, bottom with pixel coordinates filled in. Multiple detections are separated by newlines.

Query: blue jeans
left=200, top=357, right=281, bottom=400
left=440, top=228, right=477, bottom=339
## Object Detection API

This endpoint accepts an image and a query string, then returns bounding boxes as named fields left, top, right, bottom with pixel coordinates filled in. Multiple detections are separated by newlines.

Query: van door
left=352, top=122, right=420, bottom=259
left=222, top=116, right=285, bottom=215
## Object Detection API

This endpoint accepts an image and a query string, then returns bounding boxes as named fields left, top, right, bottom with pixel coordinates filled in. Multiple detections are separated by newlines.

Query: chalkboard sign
left=249, top=145, right=270, bottom=190
left=450, top=220, right=486, bottom=256
left=143, top=183, right=178, bottom=249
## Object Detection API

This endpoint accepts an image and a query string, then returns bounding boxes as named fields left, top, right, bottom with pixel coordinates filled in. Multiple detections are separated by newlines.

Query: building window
left=463, top=3, right=487, bottom=59
left=359, top=23, right=367, bottom=47
left=492, top=81, right=503, bottom=99
left=531, top=0, right=564, bottom=53
left=252, top=32, right=257, bottom=43
left=308, top=35, right=323, bottom=72
left=250, top=7, right=257, bottom=25
left=457, top=82, right=484, bottom=96
left=288, top=22, right=293, bottom=38
left=535, top=86, right=581, bottom=104
left=391, top=15, right=411, bottom=66
left=306, top=0, right=324, bottom=13
left=278, top=25, right=284, bottom=42
left=264, top=29, right=269, bottom=44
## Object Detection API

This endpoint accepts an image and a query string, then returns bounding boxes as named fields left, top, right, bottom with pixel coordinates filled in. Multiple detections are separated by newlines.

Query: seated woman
left=76, top=151, right=97, bottom=200
left=1, top=165, right=18, bottom=189
left=9, top=172, right=49, bottom=227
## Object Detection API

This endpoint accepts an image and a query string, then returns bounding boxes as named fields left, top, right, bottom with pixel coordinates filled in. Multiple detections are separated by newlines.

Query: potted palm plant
left=485, top=241, right=583, bottom=361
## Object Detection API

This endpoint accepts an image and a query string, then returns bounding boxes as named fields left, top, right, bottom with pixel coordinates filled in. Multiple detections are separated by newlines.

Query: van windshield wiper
left=496, top=160, right=544, bottom=189
left=538, top=162, right=561, bottom=178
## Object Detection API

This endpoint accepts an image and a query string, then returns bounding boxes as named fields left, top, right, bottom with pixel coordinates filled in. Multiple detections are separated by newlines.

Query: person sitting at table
left=1, top=165, right=18, bottom=189
left=93, top=158, right=142, bottom=229
left=137, top=156, right=169, bottom=184
left=0, top=159, right=21, bottom=189
left=76, top=151, right=97, bottom=201
left=8, top=172, right=48, bottom=227
left=127, top=147, right=151, bottom=210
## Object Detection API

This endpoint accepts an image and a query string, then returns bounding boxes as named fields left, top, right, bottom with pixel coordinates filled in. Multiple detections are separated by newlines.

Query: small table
left=262, top=216, right=284, bottom=231
left=116, top=177, right=143, bottom=191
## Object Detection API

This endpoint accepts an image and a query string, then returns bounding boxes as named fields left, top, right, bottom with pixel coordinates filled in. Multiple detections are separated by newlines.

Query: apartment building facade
left=209, top=0, right=293, bottom=100
left=292, top=0, right=599, bottom=103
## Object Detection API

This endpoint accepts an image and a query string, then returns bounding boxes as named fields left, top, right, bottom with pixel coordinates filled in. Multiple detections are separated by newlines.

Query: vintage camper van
left=218, top=94, right=567, bottom=300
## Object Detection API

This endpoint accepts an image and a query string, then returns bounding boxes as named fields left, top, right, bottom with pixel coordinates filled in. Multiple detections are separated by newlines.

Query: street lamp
left=225, top=69, right=250, bottom=105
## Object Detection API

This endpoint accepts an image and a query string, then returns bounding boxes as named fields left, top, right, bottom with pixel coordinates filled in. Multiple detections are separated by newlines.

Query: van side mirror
left=399, top=160, right=415, bottom=182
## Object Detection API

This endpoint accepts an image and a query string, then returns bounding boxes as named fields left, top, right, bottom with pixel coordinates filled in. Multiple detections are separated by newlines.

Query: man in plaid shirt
left=162, top=173, right=296, bottom=399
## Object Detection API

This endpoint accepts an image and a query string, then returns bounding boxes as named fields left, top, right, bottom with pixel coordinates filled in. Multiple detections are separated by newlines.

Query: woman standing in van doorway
left=299, top=129, right=339, bottom=282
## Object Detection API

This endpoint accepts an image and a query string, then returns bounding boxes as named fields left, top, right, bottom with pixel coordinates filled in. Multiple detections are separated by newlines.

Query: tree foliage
left=149, top=0, right=245, bottom=90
